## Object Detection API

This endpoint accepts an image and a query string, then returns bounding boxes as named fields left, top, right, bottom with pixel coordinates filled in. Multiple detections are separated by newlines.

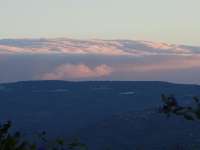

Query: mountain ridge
left=1, top=80, right=200, bottom=149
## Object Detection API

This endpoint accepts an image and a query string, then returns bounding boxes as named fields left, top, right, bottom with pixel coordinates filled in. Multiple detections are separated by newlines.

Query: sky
left=0, top=0, right=200, bottom=84
left=0, top=38, right=200, bottom=84
left=0, top=0, right=200, bottom=45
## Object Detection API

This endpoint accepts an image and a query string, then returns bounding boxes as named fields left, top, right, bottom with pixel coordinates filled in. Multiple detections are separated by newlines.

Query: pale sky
left=0, top=0, right=200, bottom=45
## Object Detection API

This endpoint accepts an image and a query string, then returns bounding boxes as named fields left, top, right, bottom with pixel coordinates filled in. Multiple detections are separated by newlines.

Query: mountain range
left=1, top=81, right=200, bottom=149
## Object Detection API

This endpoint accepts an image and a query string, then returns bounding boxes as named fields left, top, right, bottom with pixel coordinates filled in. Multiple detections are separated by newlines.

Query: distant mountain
left=0, top=81, right=200, bottom=149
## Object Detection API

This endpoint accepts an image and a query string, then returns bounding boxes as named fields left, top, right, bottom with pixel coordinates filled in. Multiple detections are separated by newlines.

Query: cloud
left=0, top=39, right=133, bottom=55
left=0, top=45, right=26, bottom=53
left=41, top=64, right=113, bottom=80
left=116, top=56, right=200, bottom=73
left=140, top=41, right=191, bottom=54
left=1, top=38, right=200, bottom=83
left=0, top=38, right=199, bottom=56
left=1, top=54, right=200, bottom=83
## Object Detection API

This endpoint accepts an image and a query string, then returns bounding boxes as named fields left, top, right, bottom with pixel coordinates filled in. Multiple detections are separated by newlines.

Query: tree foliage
left=0, top=121, right=88, bottom=150
left=160, top=94, right=200, bottom=121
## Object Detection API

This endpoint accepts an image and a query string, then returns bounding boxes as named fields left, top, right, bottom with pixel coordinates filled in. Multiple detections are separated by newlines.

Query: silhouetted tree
left=160, top=94, right=200, bottom=121
left=0, top=121, right=88, bottom=150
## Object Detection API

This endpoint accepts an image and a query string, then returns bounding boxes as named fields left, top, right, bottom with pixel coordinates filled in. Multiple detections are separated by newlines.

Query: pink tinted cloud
left=140, top=41, right=191, bottom=54
left=117, top=56, right=200, bottom=73
left=1, top=39, right=197, bottom=56
left=0, top=41, right=133, bottom=55
left=0, top=45, right=25, bottom=53
left=41, top=64, right=113, bottom=80
left=141, top=41, right=174, bottom=49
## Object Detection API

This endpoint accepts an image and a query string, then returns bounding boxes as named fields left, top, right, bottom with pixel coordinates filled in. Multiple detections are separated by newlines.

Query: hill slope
left=0, top=81, right=200, bottom=149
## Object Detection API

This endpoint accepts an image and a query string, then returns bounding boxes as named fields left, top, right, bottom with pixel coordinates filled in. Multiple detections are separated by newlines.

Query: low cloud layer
left=117, top=56, right=200, bottom=72
left=0, top=38, right=199, bottom=56
left=0, top=38, right=200, bottom=83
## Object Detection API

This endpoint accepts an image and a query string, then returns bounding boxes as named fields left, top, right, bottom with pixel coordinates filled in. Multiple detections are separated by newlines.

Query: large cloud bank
left=0, top=38, right=200, bottom=83
left=0, top=38, right=199, bottom=56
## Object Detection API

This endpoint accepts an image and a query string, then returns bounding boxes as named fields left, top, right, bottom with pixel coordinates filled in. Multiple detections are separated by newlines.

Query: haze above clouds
left=1, top=0, right=200, bottom=46
left=0, top=38, right=200, bottom=84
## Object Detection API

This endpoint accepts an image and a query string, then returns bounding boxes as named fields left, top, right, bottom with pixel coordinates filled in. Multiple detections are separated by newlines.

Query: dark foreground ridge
left=1, top=80, right=200, bottom=149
